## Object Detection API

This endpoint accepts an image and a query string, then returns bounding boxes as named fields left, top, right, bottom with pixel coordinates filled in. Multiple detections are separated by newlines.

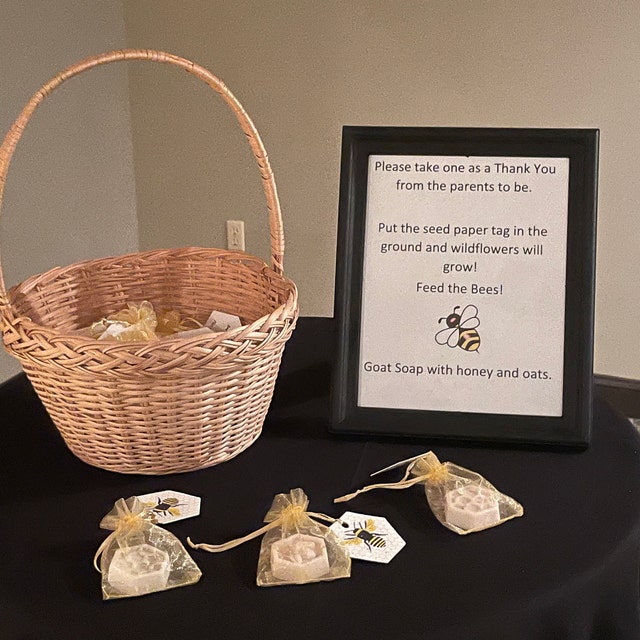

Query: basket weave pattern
left=0, top=50, right=298, bottom=474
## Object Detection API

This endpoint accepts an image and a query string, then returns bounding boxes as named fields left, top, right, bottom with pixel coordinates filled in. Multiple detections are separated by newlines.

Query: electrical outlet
left=226, top=220, right=245, bottom=251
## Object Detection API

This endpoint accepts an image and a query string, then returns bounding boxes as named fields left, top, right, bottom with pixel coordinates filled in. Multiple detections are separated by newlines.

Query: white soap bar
left=107, top=544, right=171, bottom=596
left=444, top=485, right=501, bottom=531
left=205, top=310, right=242, bottom=332
left=98, top=322, right=130, bottom=340
left=270, top=534, right=330, bottom=583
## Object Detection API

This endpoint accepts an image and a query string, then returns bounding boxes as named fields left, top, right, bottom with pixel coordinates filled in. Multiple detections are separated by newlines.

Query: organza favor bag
left=188, top=488, right=351, bottom=586
left=335, top=452, right=523, bottom=535
left=85, top=301, right=203, bottom=341
left=94, top=497, right=202, bottom=599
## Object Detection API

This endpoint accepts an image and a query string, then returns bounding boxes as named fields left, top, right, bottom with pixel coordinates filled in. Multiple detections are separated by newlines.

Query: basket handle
left=0, top=49, right=286, bottom=297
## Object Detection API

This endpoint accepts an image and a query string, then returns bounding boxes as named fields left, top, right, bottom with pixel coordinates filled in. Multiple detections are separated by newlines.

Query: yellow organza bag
left=89, top=301, right=158, bottom=341
left=335, top=451, right=523, bottom=535
left=94, top=497, right=202, bottom=599
left=87, top=301, right=202, bottom=341
left=188, top=488, right=351, bottom=586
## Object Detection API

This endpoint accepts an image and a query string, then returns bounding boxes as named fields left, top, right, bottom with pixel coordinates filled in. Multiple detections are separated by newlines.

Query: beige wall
left=1, top=2, right=638, bottom=381
left=122, top=1, right=640, bottom=380
left=0, top=1, right=138, bottom=382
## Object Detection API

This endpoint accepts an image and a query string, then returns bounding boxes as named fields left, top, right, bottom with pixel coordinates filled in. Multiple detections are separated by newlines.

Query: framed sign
left=331, top=127, right=598, bottom=448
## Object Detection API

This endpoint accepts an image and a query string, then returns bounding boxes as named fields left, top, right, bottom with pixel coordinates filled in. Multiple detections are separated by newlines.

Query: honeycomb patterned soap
left=107, top=544, right=171, bottom=596
left=444, top=485, right=500, bottom=531
left=270, top=534, right=330, bottom=583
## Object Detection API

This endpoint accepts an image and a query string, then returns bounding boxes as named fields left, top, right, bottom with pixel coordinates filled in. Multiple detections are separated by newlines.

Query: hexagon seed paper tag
left=330, top=512, right=405, bottom=563
left=136, top=490, right=201, bottom=525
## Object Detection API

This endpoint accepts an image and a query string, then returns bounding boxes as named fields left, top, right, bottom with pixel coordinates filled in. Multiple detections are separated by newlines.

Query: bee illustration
left=143, top=496, right=185, bottom=523
left=435, top=304, right=481, bottom=352
left=343, top=519, right=387, bottom=552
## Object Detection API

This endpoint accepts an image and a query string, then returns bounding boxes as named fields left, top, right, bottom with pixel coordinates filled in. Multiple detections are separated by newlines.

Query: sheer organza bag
left=335, top=451, right=523, bottom=535
left=94, top=497, right=202, bottom=599
left=188, top=488, right=351, bottom=586
left=84, top=301, right=202, bottom=341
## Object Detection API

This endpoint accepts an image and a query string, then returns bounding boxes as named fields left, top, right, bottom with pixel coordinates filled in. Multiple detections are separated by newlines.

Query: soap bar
left=270, top=534, right=330, bottom=583
left=444, top=485, right=500, bottom=531
left=97, top=322, right=130, bottom=340
left=107, top=544, right=171, bottom=596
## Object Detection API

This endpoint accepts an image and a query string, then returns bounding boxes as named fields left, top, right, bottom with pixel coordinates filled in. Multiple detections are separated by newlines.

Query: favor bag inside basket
left=0, top=49, right=298, bottom=475
left=88, top=301, right=160, bottom=341
left=188, top=488, right=351, bottom=586
left=335, top=452, right=523, bottom=534
left=94, top=497, right=202, bottom=599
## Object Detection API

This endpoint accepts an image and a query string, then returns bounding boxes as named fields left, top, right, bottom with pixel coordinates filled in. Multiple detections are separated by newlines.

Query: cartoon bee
left=343, top=519, right=387, bottom=552
left=143, top=496, right=185, bottom=523
left=435, top=304, right=481, bottom=352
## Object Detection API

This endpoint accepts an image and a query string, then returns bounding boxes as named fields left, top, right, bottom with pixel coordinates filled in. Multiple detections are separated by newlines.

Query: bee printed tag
left=330, top=512, right=405, bottom=564
left=205, top=310, right=242, bottom=332
left=136, top=490, right=201, bottom=525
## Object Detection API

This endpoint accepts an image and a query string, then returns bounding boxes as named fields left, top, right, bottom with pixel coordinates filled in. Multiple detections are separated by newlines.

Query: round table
left=1, top=317, right=639, bottom=639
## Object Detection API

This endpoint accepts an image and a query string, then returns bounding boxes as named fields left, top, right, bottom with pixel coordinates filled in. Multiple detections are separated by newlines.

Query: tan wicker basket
left=0, top=49, right=298, bottom=475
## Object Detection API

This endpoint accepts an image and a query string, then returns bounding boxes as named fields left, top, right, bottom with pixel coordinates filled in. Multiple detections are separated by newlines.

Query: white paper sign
left=358, top=154, right=569, bottom=417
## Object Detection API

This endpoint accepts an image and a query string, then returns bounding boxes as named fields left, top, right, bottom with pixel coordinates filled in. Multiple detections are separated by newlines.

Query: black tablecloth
left=2, top=317, right=640, bottom=639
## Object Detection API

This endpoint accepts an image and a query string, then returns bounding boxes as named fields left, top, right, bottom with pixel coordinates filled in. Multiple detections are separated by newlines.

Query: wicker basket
left=0, top=50, right=298, bottom=475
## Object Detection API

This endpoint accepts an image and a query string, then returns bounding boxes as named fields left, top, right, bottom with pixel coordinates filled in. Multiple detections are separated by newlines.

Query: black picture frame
left=331, top=126, right=598, bottom=448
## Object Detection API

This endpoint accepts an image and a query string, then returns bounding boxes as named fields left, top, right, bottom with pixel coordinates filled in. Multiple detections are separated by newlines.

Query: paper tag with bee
left=329, top=512, right=405, bottom=563
left=205, top=310, right=242, bottom=332
left=136, top=490, right=201, bottom=525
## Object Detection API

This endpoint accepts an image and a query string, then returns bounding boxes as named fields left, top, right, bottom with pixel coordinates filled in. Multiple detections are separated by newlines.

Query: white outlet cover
left=226, top=220, right=245, bottom=251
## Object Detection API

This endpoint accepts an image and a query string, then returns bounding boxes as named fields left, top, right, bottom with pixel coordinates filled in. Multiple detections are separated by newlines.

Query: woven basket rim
left=3, top=246, right=298, bottom=355
left=8, top=300, right=296, bottom=348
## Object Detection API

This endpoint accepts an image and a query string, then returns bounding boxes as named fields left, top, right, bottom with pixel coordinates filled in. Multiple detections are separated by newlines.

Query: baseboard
left=594, top=374, right=640, bottom=418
